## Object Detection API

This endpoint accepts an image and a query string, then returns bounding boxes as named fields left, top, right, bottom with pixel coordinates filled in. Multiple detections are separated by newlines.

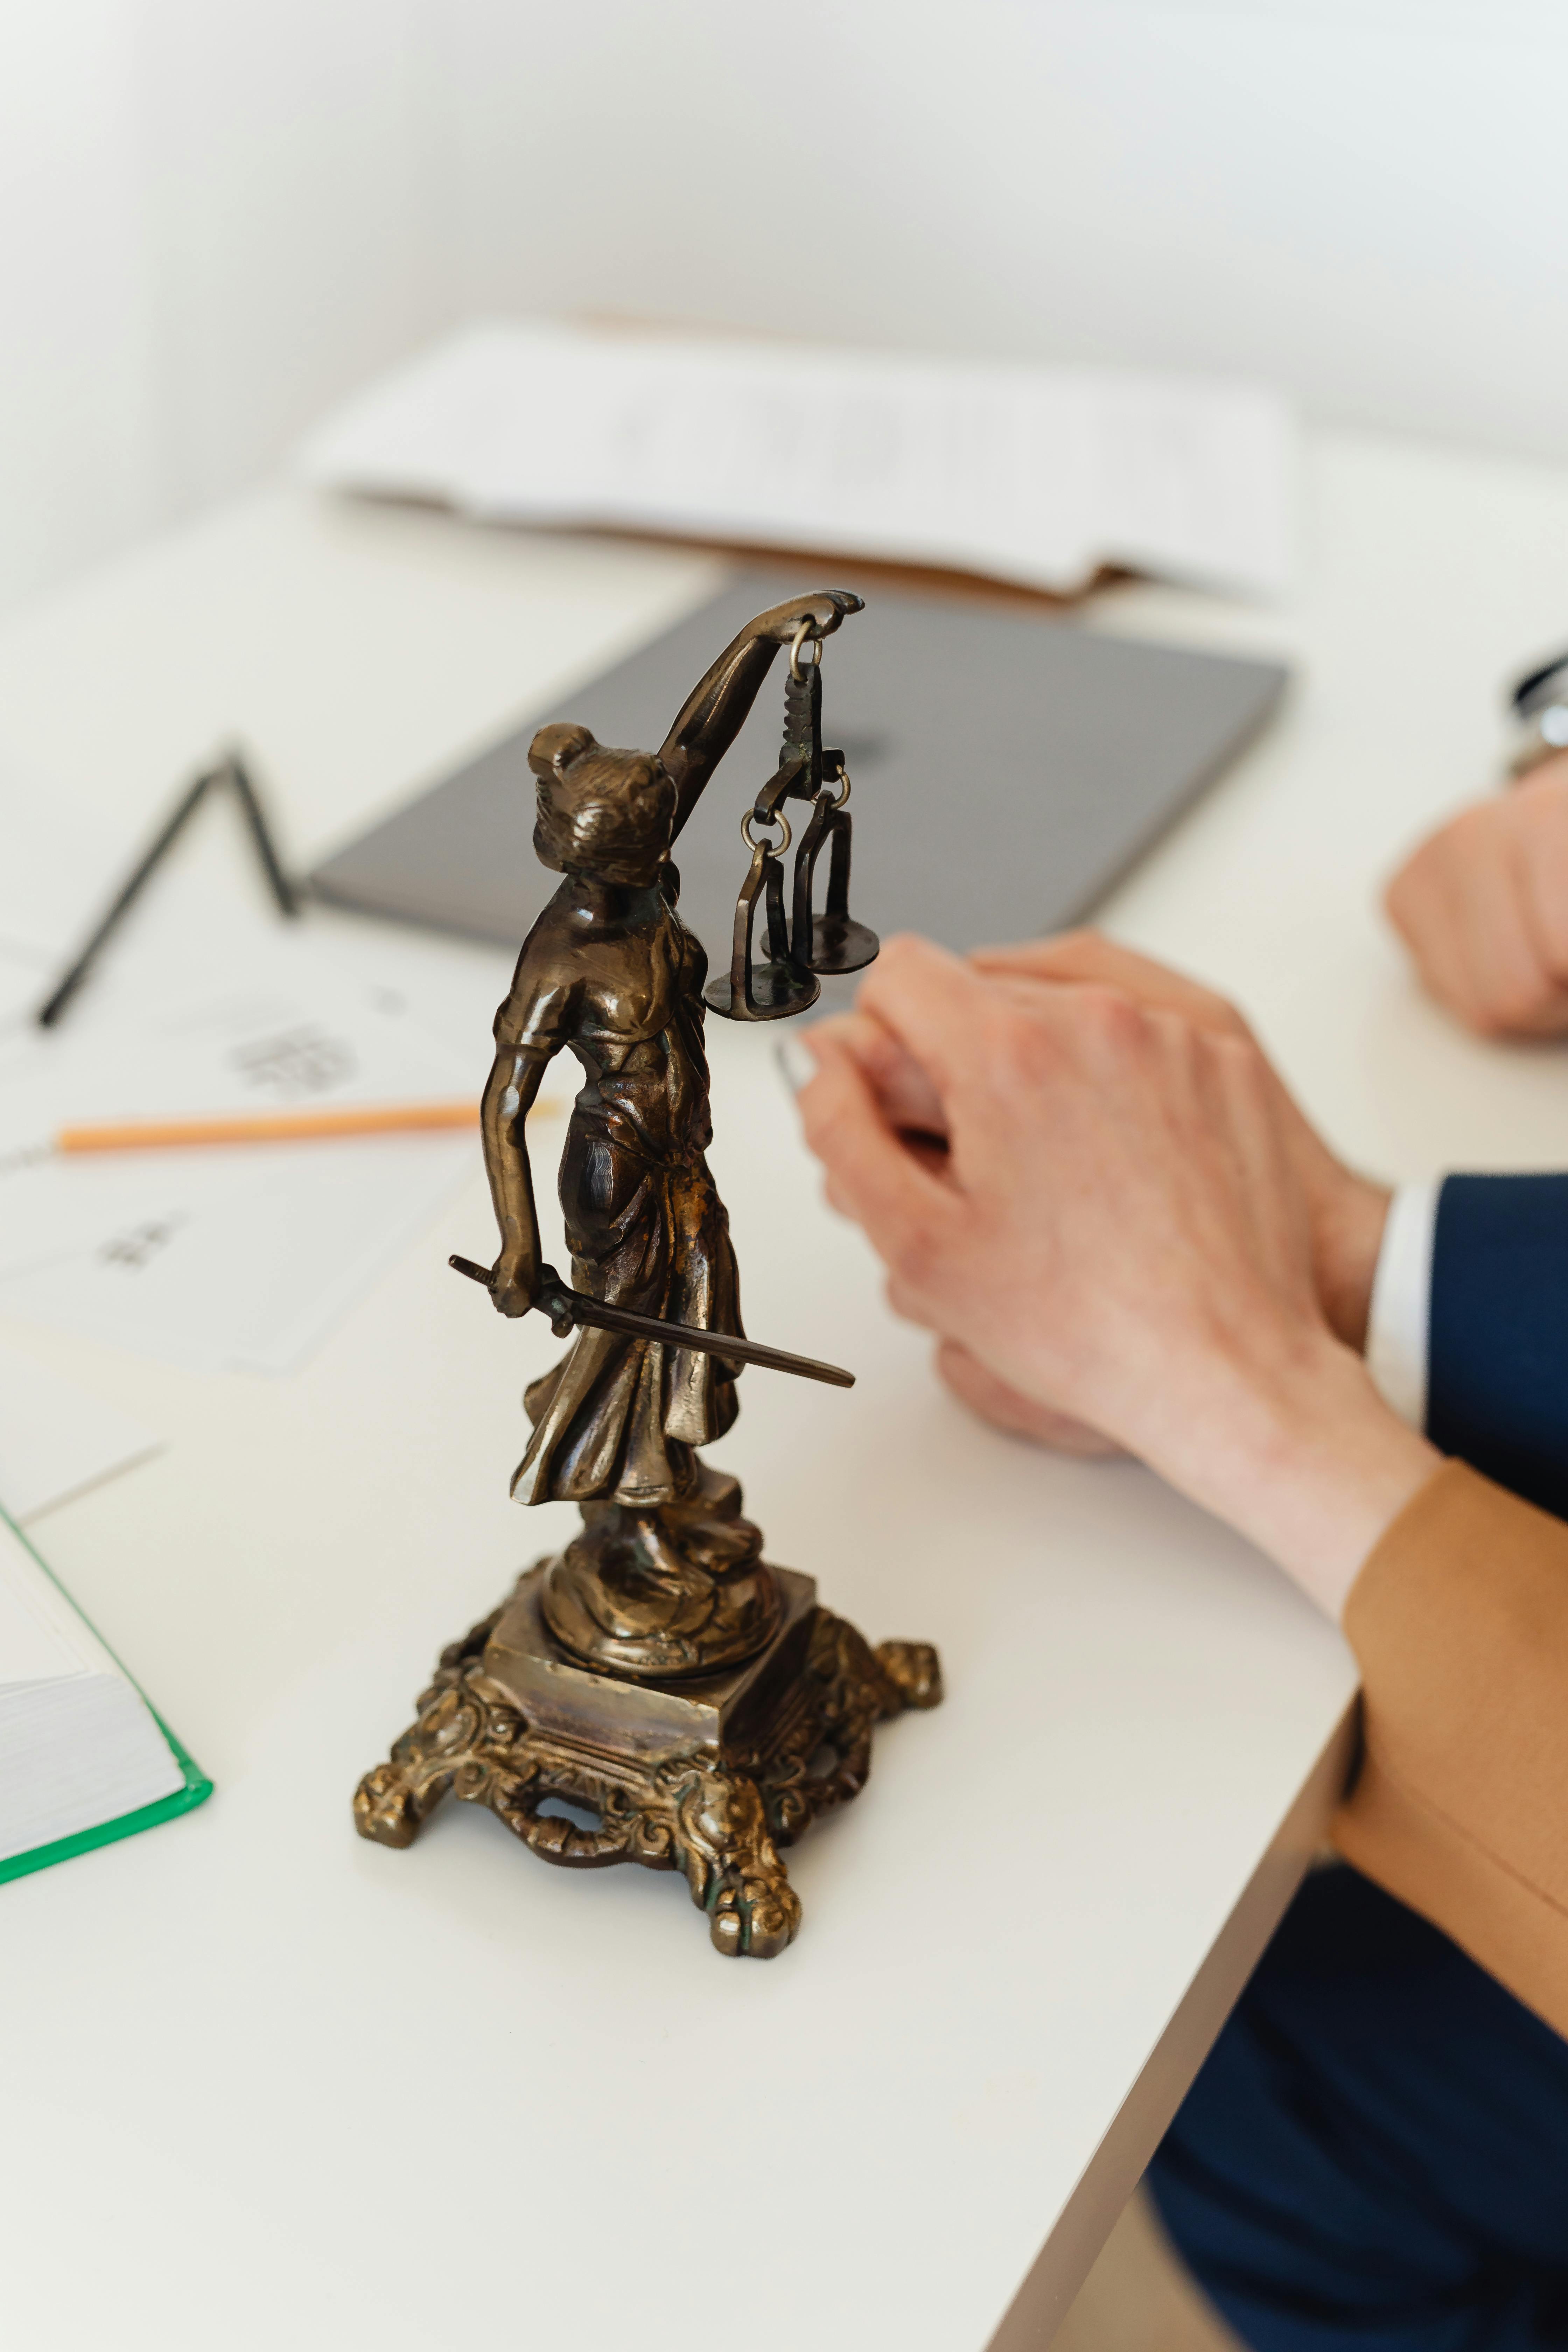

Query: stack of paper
left=0, top=941, right=479, bottom=1376
left=296, top=318, right=1297, bottom=602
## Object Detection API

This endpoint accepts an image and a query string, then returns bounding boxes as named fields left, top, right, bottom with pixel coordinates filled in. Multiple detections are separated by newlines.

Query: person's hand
left=822, top=931, right=1392, bottom=1356
left=805, top=927, right=1393, bottom=1471
left=797, top=936, right=1435, bottom=1618
left=1384, top=754, right=1568, bottom=1035
left=971, top=934, right=1392, bottom=1350
left=793, top=1003, right=1128, bottom=1460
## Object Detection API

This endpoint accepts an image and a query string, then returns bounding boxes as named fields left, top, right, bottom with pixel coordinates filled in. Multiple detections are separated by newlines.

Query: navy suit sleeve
left=1428, top=1173, right=1568, bottom=1520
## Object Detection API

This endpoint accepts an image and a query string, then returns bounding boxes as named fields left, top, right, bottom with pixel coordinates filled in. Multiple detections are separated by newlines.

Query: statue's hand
left=489, top=1253, right=537, bottom=1319
left=756, top=590, right=864, bottom=647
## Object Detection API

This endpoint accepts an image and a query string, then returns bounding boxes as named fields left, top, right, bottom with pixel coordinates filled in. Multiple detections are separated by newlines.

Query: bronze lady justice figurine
left=481, top=591, right=864, bottom=1681
left=355, top=593, right=939, bottom=1956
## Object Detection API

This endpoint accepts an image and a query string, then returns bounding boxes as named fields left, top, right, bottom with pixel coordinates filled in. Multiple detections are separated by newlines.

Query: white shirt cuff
left=1365, top=1181, right=1439, bottom=1429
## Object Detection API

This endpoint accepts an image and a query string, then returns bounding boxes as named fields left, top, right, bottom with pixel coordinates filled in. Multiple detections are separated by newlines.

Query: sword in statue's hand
left=447, top=1255, right=854, bottom=1389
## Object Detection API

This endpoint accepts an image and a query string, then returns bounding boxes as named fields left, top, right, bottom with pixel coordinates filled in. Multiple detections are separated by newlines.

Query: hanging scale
left=705, top=615, right=880, bottom=1022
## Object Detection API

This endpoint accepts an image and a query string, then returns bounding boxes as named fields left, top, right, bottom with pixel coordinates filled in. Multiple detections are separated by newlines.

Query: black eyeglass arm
left=35, top=750, right=298, bottom=1029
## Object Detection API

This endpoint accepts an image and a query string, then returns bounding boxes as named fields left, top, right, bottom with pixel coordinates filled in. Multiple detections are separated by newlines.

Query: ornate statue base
left=353, top=1519, right=941, bottom=1958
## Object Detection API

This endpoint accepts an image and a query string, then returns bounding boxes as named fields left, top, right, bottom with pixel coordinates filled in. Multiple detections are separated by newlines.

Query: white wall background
left=3, top=0, right=1567, bottom=613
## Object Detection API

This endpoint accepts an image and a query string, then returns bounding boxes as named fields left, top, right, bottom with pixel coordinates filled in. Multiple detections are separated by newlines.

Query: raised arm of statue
left=659, top=589, right=863, bottom=842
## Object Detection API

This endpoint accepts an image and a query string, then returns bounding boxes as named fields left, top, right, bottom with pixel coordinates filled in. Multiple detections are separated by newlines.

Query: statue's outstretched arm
left=482, top=1042, right=551, bottom=1316
left=659, top=590, right=862, bottom=842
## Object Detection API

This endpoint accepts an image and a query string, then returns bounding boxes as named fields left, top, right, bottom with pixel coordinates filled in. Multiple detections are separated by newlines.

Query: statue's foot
left=353, top=1760, right=423, bottom=1848
left=660, top=1756, right=802, bottom=1956
left=540, top=1487, right=781, bottom=1680
left=874, top=1639, right=944, bottom=1712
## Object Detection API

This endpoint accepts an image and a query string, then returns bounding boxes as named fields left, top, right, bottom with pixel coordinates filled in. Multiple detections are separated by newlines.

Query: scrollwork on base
left=353, top=1600, right=941, bottom=1957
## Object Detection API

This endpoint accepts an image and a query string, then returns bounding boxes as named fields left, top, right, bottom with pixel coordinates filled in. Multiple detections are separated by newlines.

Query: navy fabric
left=1147, top=1865, right=1568, bottom=2352
left=1428, top=1173, right=1568, bottom=1520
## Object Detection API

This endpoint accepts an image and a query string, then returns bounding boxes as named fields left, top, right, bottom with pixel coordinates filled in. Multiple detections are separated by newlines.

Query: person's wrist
left=1177, top=1332, right=1438, bottom=1620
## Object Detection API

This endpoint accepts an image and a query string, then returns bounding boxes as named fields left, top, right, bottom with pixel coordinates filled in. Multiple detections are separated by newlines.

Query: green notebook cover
left=0, top=1508, right=212, bottom=1887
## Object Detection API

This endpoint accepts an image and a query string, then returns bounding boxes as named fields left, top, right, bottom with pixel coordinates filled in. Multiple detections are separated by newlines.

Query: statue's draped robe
left=497, top=882, right=744, bottom=1508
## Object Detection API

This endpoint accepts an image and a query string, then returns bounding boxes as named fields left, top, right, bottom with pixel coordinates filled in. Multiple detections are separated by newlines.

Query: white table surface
left=3, top=430, right=1568, bottom=2352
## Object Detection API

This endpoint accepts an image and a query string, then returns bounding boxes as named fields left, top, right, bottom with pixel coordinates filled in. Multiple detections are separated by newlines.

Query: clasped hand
left=797, top=933, right=1436, bottom=1619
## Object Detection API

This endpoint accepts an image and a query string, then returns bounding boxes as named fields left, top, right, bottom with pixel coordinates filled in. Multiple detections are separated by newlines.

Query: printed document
left=297, top=318, right=1296, bottom=602
left=0, top=942, right=478, bottom=1376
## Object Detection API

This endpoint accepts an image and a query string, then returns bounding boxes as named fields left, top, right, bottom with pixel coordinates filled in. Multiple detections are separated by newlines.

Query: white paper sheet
left=0, top=760, right=150, bottom=976
left=0, top=941, right=479, bottom=1375
left=0, top=1341, right=160, bottom=1524
left=0, top=941, right=52, bottom=1032
left=297, top=317, right=1296, bottom=600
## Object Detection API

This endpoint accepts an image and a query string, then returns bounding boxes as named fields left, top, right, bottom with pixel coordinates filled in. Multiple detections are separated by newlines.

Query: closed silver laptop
left=309, top=572, right=1287, bottom=968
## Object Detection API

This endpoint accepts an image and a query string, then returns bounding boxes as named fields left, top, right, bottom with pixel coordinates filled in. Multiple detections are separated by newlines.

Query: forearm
left=481, top=1049, right=546, bottom=1282
left=659, top=592, right=859, bottom=837
left=660, top=629, right=782, bottom=838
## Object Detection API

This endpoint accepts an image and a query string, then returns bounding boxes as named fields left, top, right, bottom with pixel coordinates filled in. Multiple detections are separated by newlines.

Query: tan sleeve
left=1332, top=1458, right=1568, bottom=2037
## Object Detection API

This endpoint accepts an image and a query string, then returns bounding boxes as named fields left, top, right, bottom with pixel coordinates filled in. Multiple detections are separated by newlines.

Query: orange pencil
left=55, top=1101, right=484, bottom=1153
